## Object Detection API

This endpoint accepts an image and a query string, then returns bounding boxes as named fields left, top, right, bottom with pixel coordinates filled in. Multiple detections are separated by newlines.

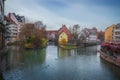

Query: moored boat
left=100, top=42, right=120, bottom=67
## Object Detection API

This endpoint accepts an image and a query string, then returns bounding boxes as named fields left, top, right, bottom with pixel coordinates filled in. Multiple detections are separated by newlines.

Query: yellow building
left=59, top=32, right=68, bottom=45
left=104, top=24, right=115, bottom=42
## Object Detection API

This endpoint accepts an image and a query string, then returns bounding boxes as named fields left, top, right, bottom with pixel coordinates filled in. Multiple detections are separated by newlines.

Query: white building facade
left=113, top=23, right=120, bottom=42
left=5, top=13, right=25, bottom=43
left=6, top=24, right=18, bottom=42
left=78, top=28, right=98, bottom=43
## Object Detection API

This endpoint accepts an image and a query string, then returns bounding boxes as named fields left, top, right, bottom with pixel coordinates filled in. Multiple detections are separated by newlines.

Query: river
left=1, top=45, right=120, bottom=80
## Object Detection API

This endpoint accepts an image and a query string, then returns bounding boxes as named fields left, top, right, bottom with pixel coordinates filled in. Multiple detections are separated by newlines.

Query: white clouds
left=5, top=0, right=120, bottom=31
left=5, top=0, right=80, bottom=30
left=58, top=2, right=119, bottom=30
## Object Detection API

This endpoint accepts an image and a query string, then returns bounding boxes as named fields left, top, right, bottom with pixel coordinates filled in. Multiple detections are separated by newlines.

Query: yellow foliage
left=41, top=38, right=47, bottom=47
left=60, top=38, right=67, bottom=45
left=24, top=43, right=33, bottom=48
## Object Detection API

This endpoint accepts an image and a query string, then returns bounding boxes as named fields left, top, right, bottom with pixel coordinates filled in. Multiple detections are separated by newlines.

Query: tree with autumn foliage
left=20, top=23, right=36, bottom=40
left=60, top=38, right=67, bottom=45
left=20, top=23, right=47, bottom=48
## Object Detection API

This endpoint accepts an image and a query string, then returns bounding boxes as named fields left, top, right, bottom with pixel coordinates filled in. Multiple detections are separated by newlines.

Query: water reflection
left=1, top=45, right=120, bottom=80
left=58, top=45, right=98, bottom=59
left=58, top=48, right=69, bottom=59
left=2, top=46, right=46, bottom=71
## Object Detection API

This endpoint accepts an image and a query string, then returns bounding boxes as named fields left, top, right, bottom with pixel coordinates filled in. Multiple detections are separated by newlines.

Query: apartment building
left=104, top=24, right=115, bottom=42
left=5, top=13, right=25, bottom=43
left=112, top=23, right=120, bottom=42
left=78, top=27, right=98, bottom=43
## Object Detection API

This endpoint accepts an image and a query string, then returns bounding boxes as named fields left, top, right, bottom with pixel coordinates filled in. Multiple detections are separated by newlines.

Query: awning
left=101, top=43, right=110, bottom=47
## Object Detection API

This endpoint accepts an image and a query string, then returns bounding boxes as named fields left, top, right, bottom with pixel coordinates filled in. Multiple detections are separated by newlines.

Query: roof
left=105, top=24, right=115, bottom=30
left=58, top=25, right=71, bottom=35
left=7, top=13, right=19, bottom=25
left=86, top=28, right=97, bottom=35
left=46, top=30, right=58, bottom=34
left=46, top=30, right=58, bottom=32
left=98, top=31, right=105, bottom=35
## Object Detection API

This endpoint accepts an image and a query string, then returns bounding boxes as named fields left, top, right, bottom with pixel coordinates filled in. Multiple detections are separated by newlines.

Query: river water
left=1, top=45, right=120, bottom=80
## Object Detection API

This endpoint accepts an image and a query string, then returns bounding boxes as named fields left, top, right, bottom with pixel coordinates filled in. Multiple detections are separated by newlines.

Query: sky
left=5, top=0, right=120, bottom=31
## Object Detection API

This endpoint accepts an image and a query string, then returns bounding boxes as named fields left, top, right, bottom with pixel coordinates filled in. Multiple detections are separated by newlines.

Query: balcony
left=116, top=39, right=120, bottom=42
left=114, top=29, right=120, bottom=32
left=114, top=35, right=120, bottom=37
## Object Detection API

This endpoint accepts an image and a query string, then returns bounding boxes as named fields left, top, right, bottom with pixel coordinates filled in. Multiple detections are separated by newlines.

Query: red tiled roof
left=46, top=25, right=72, bottom=39
left=46, top=30, right=58, bottom=32
left=58, top=25, right=71, bottom=35
left=8, top=13, right=19, bottom=25
left=46, top=30, right=58, bottom=34
left=58, top=25, right=71, bottom=39
left=98, top=31, right=105, bottom=35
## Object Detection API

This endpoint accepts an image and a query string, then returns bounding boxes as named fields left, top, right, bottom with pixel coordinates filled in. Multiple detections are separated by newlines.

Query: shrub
left=41, top=38, right=47, bottom=47
left=60, top=38, right=67, bottom=45
left=24, top=43, right=33, bottom=48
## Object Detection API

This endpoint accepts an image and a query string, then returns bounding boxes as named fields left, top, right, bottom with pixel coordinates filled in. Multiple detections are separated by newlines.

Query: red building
left=46, top=25, right=71, bottom=43
left=58, top=25, right=71, bottom=40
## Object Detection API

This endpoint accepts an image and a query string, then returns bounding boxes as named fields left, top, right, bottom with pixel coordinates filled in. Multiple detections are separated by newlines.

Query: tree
left=70, top=24, right=80, bottom=40
left=20, top=23, right=36, bottom=41
left=60, top=38, right=67, bottom=45
left=20, top=23, right=47, bottom=48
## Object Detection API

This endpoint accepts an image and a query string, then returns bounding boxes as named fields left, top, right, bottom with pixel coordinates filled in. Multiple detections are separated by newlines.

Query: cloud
left=5, top=0, right=81, bottom=30
left=5, top=0, right=120, bottom=31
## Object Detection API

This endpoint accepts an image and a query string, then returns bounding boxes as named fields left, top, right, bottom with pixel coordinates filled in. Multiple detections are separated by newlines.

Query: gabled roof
left=58, top=25, right=71, bottom=35
left=85, top=28, right=97, bottom=35
left=7, top=13, right=19, bottom=25
left=78, top=29, right=89, bottom=38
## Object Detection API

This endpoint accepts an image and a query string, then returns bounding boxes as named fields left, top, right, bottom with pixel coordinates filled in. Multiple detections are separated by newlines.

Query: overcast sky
left=5, top=0, right=120, bottom=31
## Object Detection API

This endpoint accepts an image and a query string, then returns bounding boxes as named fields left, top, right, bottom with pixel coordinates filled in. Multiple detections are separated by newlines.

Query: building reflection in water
left=58, top=48, right=79, bottom=59
left=57, top=45, right=98, bottom=59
